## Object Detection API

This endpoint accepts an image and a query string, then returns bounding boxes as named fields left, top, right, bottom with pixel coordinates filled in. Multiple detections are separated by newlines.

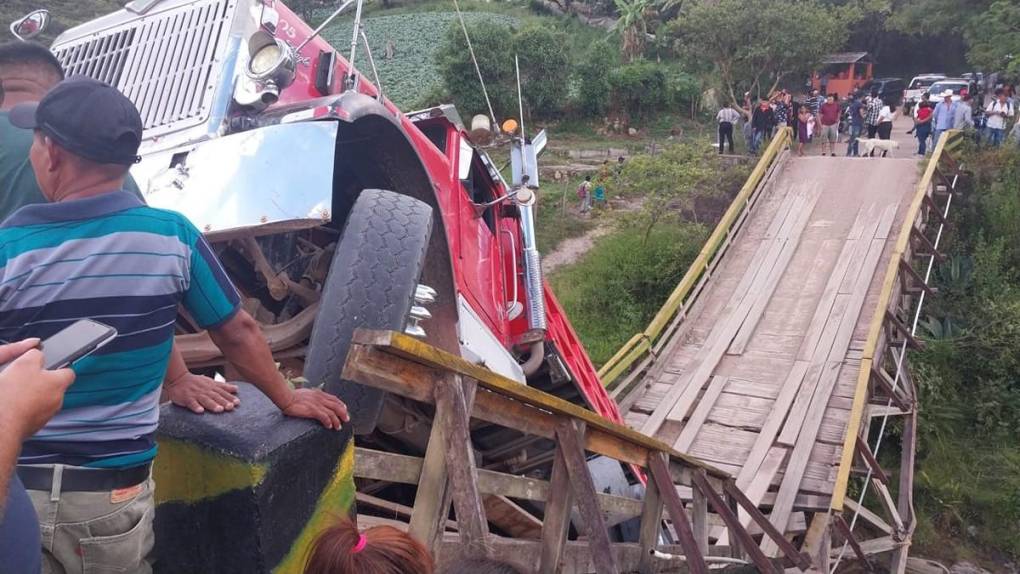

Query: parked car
left=904, top=74, right=946, bottom=112
left=927, top=79, right=971, bottom=102
left=860, top=77, right=906, bottom=105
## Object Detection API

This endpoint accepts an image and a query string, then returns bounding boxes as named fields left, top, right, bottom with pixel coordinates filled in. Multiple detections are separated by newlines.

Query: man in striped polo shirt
left=6, top=77, right=348, bottom=572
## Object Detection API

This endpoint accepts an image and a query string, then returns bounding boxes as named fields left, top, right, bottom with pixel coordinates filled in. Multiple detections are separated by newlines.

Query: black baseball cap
left=9, top=76, right=142, bottom=165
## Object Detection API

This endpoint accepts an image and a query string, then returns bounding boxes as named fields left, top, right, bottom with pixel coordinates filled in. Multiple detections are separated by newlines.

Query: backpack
left=577, top=183, right=588, bottom=198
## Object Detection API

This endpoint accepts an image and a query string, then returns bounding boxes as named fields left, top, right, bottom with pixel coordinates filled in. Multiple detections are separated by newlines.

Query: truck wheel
left=304, top=189, right=433, bottom=434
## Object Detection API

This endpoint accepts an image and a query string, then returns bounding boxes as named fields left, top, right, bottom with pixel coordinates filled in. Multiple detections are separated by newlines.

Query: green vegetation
left=534, top=181, right=595, bottom=254
left=550, top=222, right=707, bottom=365
left=548, top=144, right=750, bottom=366
left=326, top=13, right=517, bottom=109
left=909, top=145, right=1020, bottom=561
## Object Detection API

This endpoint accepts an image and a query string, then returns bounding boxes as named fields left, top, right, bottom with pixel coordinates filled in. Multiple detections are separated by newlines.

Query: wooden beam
left=922, top=194, right=947, bottom=224
left=844, top=500, right=892, bottom=536
left=723, top=480, right=812, bottom=570
left=637, top=465, right=664, bottom=574
left=409, top=373, right=459, bottom=554
left=885, top=311, right=922, bottom=350
left=691, top=471, right=778, bottom=573
left=354, top=448, right=645, bottom=525
left=554, top=420, right=619, bottom=574
left=833, top=514, right=872, bottom=570
left=344, top=333, right=729, bottom=478
left=898, top=259, right=936, bottom=297
left=437, top=377, right=489, bottom=556
left=539, top=444, right=575, bottom=574
left=648, top=453, right=708, bottom=574
left=872, top=479, right=905, bottom=534
left=483, top=496, right=542, bottom=539
left=910, top=227, right=945, bottom=262
left=871, top=366, right=911, bottom=412
left=855, top=440, right=890, bottom=485
left=692, top=477, right=709, bottom=556
left=356, top=492, right=459, bottom=532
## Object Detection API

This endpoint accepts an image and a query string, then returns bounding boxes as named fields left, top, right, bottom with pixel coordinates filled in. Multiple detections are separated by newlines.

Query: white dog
left=856, top=138, right=900, bottom=157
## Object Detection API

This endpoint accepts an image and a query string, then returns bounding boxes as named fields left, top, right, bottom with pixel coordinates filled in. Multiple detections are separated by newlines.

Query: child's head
left=304, top=520, right=434, bottom=574
left=585, top=175, right=591, bottom=182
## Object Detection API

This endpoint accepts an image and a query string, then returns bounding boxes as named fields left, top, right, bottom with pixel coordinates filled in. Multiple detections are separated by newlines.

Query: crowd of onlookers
left=716, top=82, right=1017, bottom=158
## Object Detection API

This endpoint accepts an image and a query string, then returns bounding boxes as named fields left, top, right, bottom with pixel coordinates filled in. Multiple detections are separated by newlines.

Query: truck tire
left=304, top=189, right=433, bottom=434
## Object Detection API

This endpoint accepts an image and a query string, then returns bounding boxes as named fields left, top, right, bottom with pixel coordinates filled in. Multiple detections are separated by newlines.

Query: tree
left=965, top=1, right=1020, bottom=76
left=437, top=21, right=571, bottom=120
left=665, top=0, right=858, bottom=106
left=613, top=0, right=653, bottom=63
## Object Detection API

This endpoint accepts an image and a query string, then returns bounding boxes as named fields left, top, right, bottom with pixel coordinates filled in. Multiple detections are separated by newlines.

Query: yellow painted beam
left=830, top=130, right=961, bottom=511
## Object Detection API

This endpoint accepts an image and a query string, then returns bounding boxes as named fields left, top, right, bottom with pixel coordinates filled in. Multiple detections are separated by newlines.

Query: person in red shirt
left=818, top=94, right=841, bottom=156
left=914, top=101, right=934, bottom=155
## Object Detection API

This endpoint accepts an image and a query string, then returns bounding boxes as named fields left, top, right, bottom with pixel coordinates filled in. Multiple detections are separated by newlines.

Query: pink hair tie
left=351, top=534, right=368, bottom=554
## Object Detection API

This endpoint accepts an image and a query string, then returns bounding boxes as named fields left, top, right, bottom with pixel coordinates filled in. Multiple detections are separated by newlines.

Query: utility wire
left=452, top=0, right=498, bottom=128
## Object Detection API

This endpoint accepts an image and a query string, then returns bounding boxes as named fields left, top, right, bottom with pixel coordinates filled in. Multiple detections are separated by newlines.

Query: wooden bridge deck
left=619, top=141, right=921, bottom=536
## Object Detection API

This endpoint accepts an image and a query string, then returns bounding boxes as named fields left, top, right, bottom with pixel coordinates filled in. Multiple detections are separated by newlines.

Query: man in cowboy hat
left=931, top=88, right=959, bottom=148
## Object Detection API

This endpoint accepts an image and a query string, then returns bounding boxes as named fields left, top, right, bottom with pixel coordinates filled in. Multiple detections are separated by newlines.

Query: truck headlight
left=245, top=30, right=295, bottom=89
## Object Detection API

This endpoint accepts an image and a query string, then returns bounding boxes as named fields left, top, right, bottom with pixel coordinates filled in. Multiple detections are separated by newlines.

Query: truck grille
left=53, top=0, right=235, bottom=138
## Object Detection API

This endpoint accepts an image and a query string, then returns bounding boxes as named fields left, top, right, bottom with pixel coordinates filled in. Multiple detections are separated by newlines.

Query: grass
left=535, top=181, right=595, bottom=254
left=549, top=221, right=707, bottom=365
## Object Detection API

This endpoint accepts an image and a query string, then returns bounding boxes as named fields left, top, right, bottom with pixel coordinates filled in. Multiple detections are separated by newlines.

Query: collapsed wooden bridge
left=340, top=127, right=966, bottom=573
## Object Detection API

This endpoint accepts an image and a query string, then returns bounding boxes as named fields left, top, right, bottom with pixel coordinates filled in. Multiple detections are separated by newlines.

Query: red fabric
left=820, top=102, right=840, bottom=125
left=917, top=107, right=933, bottom=122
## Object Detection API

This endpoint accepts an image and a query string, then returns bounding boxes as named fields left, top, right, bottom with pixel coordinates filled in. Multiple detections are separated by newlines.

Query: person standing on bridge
left=845, top=92, right=865, bottom=157
left=932, top=89, right=959, bottom=148
left=818, top=94, right=841, bottom=156
left=716, top=104, right=741, bottom=154
left=796, top=105, right=812, bottom=156
left=865, top=91, right=883, bottom=139
left=874, top=99, right=898, bottom=157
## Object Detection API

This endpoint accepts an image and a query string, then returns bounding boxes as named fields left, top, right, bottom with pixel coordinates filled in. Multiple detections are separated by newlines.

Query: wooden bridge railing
left=817, top=130, right=966, bottom=572
left=343, top=329, right=812, bottom=573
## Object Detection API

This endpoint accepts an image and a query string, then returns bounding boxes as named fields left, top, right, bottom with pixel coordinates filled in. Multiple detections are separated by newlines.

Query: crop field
left=322, top=12, right=518, bottom=109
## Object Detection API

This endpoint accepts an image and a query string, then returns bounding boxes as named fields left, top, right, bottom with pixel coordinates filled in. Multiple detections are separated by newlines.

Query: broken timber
left=343, top=329, right=808, bottom=573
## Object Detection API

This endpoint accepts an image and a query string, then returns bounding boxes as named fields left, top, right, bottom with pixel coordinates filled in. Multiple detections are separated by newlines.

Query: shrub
left=514, top=25, right=572, bottom=117
left=574, top=39, right=619, bottom=117
left=607, top=61, right=668, bottom=117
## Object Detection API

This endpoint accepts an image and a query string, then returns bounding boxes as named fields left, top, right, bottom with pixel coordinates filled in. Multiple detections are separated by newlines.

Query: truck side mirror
left=10, top=10, right=49, bottom=41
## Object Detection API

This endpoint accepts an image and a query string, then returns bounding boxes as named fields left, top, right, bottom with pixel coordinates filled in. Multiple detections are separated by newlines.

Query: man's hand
left=279, top=388, right=349, bottom=430
left=0, top=341, right=75, bottom=441
left=165, top=373, right=240, bottom=414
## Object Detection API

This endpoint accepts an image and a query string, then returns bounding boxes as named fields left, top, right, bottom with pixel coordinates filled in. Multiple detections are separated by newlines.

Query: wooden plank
left=890, top=408, right=919, bottom=571
left=844, top=499, right=893, bottom=536
left=357, top=492, right=459, bottom=532
left=637, top=465, right=664, bottom=574
left=872, top=365, right=911, bottom=411
left=483, top=496, right=542, bottom=539
left=436, top=378, right=488, bottom=556
left=691, top=471, right=779, bottom=573
left=872, top=479, right=905, bottom=533
left=798, top=227, right=862, bottom=361
left=653, top=195, right=811, bottom=430
left=855, top=440, right=890, bottom=485
left=833, top=514, right=872, bottom=569
left=692, top=478, right=709, bottom=556
left=728, top=195, right=820, bottom=355
left=673, top=376, right=730, bottom=452
left=648, top=453, right=708, bottom=574
left=345, top=332, right=730, bottom=477
left=408, top=374, right=460, bottom=552
left=723, top=480, right=812, bottom=570
left=355, top=447, right=644, bottom=524
left=539, top=445, right=575, bottom=574
left=554, top=420, right=618, bottom=574
left=736, top=362, right=809, bottom=491
left=764, top=214, right=894, bottom=555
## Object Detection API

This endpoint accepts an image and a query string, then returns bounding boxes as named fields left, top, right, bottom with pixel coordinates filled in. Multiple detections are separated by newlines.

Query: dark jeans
left=751, top=129, right=766, bottom=154
left=867, top=124, right=879, bottom=138
left=877, top=122, right=893, bottom=140
left=846, top=124, right=862, bottom=156
left=916, top=123, right=932, bottom=155
left=718, top=122, right=734, bottom=153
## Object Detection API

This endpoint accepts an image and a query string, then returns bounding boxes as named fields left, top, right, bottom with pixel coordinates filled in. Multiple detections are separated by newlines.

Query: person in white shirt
left=873, top=101, right=898, bottom=157
left=716, top=105, right=741, bottom=154
left=985, top=88, right=1015, bottom=146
